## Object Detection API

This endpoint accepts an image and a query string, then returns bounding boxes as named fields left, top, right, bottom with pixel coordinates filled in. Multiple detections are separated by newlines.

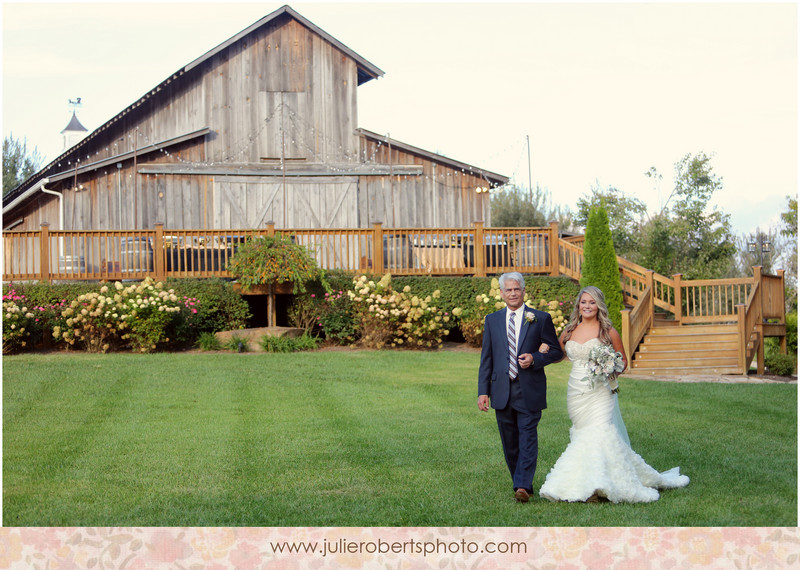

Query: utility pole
left=526, top=135, right=532, bottom=202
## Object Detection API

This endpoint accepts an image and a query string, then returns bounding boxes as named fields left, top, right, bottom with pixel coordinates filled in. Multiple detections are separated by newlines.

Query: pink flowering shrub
left=2, top=290, right=71, bottom=354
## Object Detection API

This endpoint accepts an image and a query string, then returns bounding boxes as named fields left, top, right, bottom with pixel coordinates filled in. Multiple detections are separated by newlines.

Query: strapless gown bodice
left=539, top=338, right=690, bottom=503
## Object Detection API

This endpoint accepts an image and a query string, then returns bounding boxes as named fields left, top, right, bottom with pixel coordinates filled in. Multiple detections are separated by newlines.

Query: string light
left=48, top=102, right=516, bottom=194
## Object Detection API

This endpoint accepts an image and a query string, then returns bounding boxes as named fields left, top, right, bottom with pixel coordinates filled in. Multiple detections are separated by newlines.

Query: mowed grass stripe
left=3, top=352, right=796, bottom=527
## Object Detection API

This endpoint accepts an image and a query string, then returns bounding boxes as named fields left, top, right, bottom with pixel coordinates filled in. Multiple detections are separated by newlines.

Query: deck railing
left=2, top=221, right=563, bottom=282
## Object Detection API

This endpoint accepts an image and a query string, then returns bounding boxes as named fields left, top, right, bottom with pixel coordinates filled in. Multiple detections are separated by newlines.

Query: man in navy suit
left=478, top=272, right=563, bottom=503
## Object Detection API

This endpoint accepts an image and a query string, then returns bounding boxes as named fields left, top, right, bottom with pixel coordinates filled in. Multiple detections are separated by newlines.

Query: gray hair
left=499, top=272, right=525, bottom=291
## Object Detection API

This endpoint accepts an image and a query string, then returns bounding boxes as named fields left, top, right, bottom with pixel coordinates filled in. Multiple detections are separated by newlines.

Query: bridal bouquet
left=582, top=343, right=625, bottom=393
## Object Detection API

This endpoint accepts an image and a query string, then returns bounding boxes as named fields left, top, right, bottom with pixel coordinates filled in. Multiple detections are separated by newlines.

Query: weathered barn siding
left=4, top=6, right=505, bottom=236
left=357, top=137, right=491, bottom=227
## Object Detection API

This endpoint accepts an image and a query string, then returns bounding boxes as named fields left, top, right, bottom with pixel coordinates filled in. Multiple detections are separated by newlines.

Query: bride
left=538, top=286, right=689, bottom=503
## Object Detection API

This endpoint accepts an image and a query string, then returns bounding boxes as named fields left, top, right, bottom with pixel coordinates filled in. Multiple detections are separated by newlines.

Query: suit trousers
left=494, top=377, right=542, bottom=493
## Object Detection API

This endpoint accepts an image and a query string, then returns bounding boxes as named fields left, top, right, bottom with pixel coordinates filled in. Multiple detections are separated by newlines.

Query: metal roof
left=60, top=111, right=88, bottom=134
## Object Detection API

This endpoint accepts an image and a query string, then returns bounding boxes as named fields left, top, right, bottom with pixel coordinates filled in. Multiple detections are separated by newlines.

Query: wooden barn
left=2, top=4, right=507, bottom=235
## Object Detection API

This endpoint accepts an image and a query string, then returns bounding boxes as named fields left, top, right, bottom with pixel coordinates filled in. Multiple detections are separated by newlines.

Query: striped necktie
left=508, top=311, right=518, bottom=380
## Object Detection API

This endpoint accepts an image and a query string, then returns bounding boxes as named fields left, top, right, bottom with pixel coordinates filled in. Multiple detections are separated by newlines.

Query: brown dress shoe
left=514, top=488, right=530, bottom=503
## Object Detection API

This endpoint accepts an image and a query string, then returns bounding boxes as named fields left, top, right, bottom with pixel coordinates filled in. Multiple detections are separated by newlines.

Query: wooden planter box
left=232, top=282, right=295, bottom=295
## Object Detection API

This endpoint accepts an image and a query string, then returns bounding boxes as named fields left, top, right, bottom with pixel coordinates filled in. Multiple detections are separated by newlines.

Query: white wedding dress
left=539, top=338, right=690, bottom=503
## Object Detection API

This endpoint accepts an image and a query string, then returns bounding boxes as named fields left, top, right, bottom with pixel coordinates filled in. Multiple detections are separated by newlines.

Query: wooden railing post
left=736, top=304, right=747, bottom=374
left=266, top=221, right=276, bottom=237
left=39, top=223, right=51, bottom=284
left=646, top=271, right=655, bottom=317
left=672, top=274, right=683, bottom=324
left=372, top=222, right=384, bottom=274
left=777, top=269, right=787, bottom=353
left=752, top=265, right=764, bottom=316
left=549, top=220, right=560, bottom=276
left=153, top=222, right=165, bottom=282
left=751, top=266, right=765, bottom=374
left=621, top=308, right=631, bottom=360
left=473, top=221, right=485, bottom=277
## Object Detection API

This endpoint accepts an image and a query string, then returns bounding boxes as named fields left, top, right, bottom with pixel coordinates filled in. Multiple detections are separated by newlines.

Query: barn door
left=213, top=178, right=283, bottom=229
left=213, top=178, right=358, bottom=229
left=289, top=181, right=358, bottom=228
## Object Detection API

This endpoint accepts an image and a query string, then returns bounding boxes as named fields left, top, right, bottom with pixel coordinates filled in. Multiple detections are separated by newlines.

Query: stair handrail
left=737, top=273, right=763, bottom=373
left=620, top=275, right=654, bottom=359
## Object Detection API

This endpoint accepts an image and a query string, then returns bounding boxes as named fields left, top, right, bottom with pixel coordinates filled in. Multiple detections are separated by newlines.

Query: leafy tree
left=637, top=213, right=674, bottom=276
left=780, top=196, right=798, bottom=311
left=490, top=184, right=573, bottom=229
left=226, top=234, right=329, bottom=327
left=580, top=205, right=625, bottom=331
left=637, top=152, right=736, bottom=279
left=575, top=183, right=647, bottom=259
left=3, top=134, right=43, bottom=196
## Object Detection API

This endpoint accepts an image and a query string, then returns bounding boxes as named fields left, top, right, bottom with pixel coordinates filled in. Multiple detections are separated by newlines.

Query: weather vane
left=68, top=97, right=82, bottom=111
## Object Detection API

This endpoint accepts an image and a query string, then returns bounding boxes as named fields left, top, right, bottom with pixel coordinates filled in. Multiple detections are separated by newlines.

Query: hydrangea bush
left=53, top=278, right=198, bottom=353
left=456, top=277, right=568, bottom=347
left=347, top=274, right=451, bottom=349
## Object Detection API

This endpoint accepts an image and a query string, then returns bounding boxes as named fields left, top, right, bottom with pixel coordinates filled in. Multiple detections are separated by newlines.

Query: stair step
left=645, top=332, right=738, bottom=342
left=633, top=355, right=738, bottom=367
left=632, top=322, right=748, bottom=376
left=635, top=347, right=738, bottom=358
left=627, top=365, right=743, bottom=376
left=648, top=325, right=739, bottom=336
left=639, top=341, right=737, bottom=352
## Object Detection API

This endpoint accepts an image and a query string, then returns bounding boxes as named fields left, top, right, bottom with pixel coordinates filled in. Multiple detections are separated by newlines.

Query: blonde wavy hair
left=562, top=285, right=615, bottom=345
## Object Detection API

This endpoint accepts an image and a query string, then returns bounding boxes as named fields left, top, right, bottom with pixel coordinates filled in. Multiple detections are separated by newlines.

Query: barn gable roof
left=357, top=129, right=508, bottom=187
left=185, top=5, right=384, bottom=85
left=4, top=5, right=384, bottom=211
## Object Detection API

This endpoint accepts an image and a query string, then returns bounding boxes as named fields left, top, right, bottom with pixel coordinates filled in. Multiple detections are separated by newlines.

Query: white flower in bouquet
left=581, top=343, right=625, bottom=393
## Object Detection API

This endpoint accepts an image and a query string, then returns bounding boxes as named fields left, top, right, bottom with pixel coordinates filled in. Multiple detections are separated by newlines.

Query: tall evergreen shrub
left=580, top=205, right=625, bottom=331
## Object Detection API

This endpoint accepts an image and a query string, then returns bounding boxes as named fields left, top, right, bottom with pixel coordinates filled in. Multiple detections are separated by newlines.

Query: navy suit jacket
left=478, top=306, right=563, bottom=411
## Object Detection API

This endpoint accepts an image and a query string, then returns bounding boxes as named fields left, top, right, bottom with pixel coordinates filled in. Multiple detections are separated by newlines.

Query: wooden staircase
left=630, top=322, right=747, bottom=376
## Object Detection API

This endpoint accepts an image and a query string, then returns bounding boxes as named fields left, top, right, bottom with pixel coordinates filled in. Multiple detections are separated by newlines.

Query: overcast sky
left=2, top=1, right=797, bottom=237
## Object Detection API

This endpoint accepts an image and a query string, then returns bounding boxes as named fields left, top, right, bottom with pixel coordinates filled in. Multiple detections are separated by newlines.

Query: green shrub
left=287, top=294, right=319, bottom=334
left=259, top=334, right=293, bottom=353
left=312, top=289, right=358, bottom=344
left=226, top=235, right=326, bottom=293
left=786, top=311, right=797, bottom=354
left=223, top=334, right=250, bottom=352
left=580, top=205, right=625, bottom=331
left=454, top=277, right=573, bottom=347
left=765, top=351, right=796, bottom=376
left=167, top=278, right=250, bottom=333
left=3, top=282, right=97, bottom=307
left=259, top=333, right=318, bottom=352
left=293, top=333, right=319, bottom=351
left=195, top=332, right=222, bottom=351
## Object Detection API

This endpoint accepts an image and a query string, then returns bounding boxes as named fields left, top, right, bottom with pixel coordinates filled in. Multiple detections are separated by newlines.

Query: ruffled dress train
left=539, top=338, right=689, bottom=503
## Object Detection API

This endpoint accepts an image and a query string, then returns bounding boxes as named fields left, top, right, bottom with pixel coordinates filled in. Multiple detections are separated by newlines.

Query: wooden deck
left=2, top=221, right=787, bottom=375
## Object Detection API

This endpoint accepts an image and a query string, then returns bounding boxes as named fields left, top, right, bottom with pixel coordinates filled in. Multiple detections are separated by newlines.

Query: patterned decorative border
left=1, top=527, right=797, bottom=568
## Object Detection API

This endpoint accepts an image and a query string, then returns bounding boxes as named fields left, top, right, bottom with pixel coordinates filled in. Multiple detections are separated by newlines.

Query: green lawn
left=3, top=350, right=796, bottom=527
